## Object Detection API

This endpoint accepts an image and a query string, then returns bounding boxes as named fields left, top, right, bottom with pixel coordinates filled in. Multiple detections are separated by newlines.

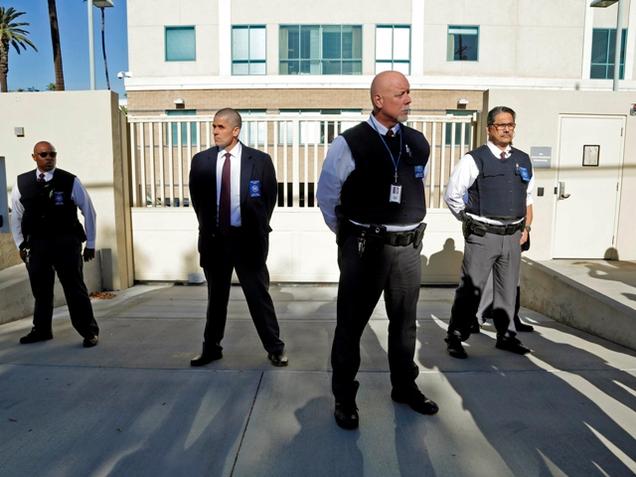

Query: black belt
left=345, top=222, right=426, bottom=247
left=464, top=218, right=524, bottom=237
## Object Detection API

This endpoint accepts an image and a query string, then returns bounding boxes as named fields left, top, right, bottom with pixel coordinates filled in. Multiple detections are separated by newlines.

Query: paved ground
left=1, top=284, right=635, bottom=477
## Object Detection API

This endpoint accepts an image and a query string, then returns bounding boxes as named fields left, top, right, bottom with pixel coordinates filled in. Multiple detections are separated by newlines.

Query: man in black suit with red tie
left=188, top=108, right=288, bottom=367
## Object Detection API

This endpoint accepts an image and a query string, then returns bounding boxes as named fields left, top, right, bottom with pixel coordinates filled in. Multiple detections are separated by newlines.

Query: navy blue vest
left=339, top=122, right=429, bottom=225
left=465, top=145, right=532, bottom=220
left=18, top=168, right=86, bottom=242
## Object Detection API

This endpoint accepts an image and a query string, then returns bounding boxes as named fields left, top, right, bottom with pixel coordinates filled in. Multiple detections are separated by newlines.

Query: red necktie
left=500, top=151, right=506, bottom=160
left=219, top=153, right=231, bottom=233
left=37, top=173, right=45, bottom=183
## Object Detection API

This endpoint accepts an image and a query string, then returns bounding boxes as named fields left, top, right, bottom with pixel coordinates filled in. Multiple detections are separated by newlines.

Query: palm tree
left=0, top=7, right=37, bottom=92
left=47, top=0, right=65, bottom=91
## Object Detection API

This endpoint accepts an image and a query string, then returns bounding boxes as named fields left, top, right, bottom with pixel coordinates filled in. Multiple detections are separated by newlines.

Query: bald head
left=370, top=70, right=412, bottom=127
left=32, top=141, right=57, bottom=172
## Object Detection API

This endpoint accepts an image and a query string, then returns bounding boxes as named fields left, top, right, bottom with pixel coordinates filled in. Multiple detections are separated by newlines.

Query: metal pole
left=613, top=0, right=624, bottom=91
left=88, top=0, right=95, bottom=90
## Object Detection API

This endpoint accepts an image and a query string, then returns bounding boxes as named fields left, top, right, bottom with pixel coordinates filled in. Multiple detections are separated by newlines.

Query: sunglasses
left=36, top=151, right=57, bottom=158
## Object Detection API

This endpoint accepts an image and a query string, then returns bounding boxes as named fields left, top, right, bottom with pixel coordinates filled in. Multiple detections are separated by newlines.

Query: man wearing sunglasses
left=10, top=141, right=100, bottom=347
left=444, top=106, right=534, bottom=359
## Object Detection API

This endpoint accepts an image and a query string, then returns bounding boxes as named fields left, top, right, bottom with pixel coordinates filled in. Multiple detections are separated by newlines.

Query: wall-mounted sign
left=582, top=145, right=600, bottom=167
left=530, top=146, right=551, bottom=168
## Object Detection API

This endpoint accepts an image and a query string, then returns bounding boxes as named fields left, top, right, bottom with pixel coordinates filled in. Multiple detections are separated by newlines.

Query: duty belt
left=344, top=222, right=427, bottom=247
left=463, top=217, right=525, bottom=237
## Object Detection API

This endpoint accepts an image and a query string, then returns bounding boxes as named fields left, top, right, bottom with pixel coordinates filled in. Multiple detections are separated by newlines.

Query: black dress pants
left=201, top=228, right=284, bottom=355
left=27, top=235, right=99, bottom=338
left=332, top=233, right=422, bottom=402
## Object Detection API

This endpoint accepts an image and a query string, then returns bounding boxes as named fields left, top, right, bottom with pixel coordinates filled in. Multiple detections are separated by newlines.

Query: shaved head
left=33, top=141, right=54, bottom=153
left=369, top=70, right=412, bottom=127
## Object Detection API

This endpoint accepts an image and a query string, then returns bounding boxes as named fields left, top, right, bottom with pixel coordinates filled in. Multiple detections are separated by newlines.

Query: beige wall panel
left=517, top=0, right=585, bottom=28
left=515, top=27, right=583, bottom=78
left=0, top=91, right=133, bottom=289
left=232, top=0, right=411, bottom=24
left=424, top=0, right=517, bottom=26
left=128, top=0, right=218, bottom=26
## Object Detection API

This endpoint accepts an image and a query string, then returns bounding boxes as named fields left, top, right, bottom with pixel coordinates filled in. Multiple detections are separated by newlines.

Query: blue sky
left=1, top=0, right=128, bottom=97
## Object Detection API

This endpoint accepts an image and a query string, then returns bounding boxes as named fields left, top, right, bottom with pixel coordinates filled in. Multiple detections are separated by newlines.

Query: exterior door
left=553, top=115, right=624, bottom=258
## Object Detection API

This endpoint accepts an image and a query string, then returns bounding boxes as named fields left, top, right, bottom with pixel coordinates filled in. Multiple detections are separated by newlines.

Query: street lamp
left=87, top=0, right=114, bottom=90
left=590, top=0, right=624, bottom=91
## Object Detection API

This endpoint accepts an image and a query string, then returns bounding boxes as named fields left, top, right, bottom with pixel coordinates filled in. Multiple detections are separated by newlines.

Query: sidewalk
left=1, top=284, right=635, bottom=476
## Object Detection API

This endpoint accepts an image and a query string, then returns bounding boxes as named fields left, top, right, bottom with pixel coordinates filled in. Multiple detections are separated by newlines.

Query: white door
left=553, top=115, right=624, bottom=258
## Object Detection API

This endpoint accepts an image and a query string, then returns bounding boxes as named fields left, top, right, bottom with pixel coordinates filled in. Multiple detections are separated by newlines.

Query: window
left=166, top=109, right=198, bottom=146
left=165, top=26, right=196, bottom=61
left=375, top=25, right=410, bottom=74
left=444, top=110, right=474, bottom=146
left=279, top=25, right=362, bottom=75
left=232, top=26, right=266, bottom=75
left=591, top=28, right=627, bottom=79
left=447, top=25, right=478, bottom=61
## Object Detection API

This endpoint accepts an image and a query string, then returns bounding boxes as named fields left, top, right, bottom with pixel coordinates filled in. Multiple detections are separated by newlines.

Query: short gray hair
left=214, top=108, right=242, bottom=129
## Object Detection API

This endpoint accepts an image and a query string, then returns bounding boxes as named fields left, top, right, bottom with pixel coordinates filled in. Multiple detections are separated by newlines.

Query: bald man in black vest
left=317, top=71, right=438, bottom=430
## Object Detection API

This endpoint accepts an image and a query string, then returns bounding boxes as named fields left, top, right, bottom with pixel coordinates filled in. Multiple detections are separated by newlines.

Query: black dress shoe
left=514, top=316, right=534, bottom=332
left=496, top=334, right=531, bottom=355
left=469, top=321, right=481, bottom=334
left=190, top=350, right=223, bottom=366
left=19, top=329, right=53, bottom=344
left=83, top=335, right=99, bottom=348
left=334, top=401, right=359, bottom=429
left=445, top=334, right=468, bottom=359
left=391, top=388, right=439, bottom=415
left=267, top=351, right=289, bottom=367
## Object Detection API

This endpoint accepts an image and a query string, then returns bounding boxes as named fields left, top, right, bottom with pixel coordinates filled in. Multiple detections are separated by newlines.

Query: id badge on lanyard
left=389, top=183, right=402, bottom=203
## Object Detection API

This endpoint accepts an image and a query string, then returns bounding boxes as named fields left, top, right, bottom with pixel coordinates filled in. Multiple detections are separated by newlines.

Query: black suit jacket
left=189, top=143, right=278, bottom=265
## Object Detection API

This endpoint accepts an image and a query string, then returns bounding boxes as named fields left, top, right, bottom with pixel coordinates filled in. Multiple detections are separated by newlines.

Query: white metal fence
left=128, top=113, right=477, bottom=210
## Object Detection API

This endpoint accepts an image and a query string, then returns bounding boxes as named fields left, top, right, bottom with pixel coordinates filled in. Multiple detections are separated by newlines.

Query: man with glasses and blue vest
left=317, top=71, right=438, bottom=430
left=444, top=106, right=534, bottom=359
left=10, top=141, right=99, bottom=347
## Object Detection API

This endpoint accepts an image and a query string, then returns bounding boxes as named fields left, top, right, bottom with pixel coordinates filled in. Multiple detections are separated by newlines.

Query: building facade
left=125, top=0, right=636, bottom=117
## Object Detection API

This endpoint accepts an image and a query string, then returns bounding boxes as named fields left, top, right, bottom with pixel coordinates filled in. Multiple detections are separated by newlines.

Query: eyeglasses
left=36, top=151, right=57, bottom=158
left=490, top=123, right=516, bottom=131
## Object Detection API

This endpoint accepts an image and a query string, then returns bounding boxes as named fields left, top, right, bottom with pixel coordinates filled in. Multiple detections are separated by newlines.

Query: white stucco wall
left=0, top=91, right=133, bottom=289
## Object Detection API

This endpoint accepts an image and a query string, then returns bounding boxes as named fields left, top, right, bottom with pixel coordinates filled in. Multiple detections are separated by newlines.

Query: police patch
left=53, top=191, right=65, bottom=206
left=518, top=166, right=531, bottom=182
left=249, top=180, right=261, bottom=197
left=414, top=165, right=425, bottom=178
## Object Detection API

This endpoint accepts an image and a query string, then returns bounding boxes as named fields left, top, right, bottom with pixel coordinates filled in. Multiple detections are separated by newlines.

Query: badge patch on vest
left=53, top=191, right=65, bottom=206
left=518, top=166, right=531, bottom=182
left=249, top=180, right=261, bottom=197
left=414, top=165, right=424, bottom=178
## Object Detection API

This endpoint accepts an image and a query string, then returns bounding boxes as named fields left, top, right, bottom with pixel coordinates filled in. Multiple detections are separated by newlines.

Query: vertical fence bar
left=313, top=140, right=318, bottom=207
left=130, top=122, right=138, bottom=207
left=168, top=121, right=175, bottom=207
left=283, top=121, right=288, bottom=207
left=449, top=120, right=457, bottom=175
left=158, top=123, right=165, bottom=207
left=292, top=119, right=300, bottom=207
left=139, top=122, right=147, bottom=207
left=177, top=122, right=184, bottom=206
left=149, top=122, right=156, bottom=207
left=206, top=120, right=211, bottom=150
left=186, top=121, right=192, bottom=204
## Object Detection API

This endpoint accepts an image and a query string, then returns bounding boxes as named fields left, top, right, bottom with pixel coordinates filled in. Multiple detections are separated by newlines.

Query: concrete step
left=521, top=258, right=636, bottom=350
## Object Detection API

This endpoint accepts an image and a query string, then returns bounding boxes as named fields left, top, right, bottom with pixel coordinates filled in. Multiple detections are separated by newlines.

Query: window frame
left=590, top=28, right=627, bottom=80
left=165, top=26, right=196, bottom=62
left=447, top=25, right=479, bottom=62
left=232, top=25, right=267, bottom=75
left=279, top=24, right=363, bottom=75
left=375, top=24, right=411, bottom=74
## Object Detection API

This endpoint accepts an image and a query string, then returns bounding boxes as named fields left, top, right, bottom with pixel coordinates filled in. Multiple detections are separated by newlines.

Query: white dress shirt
left=10, top=168, right=97, bottom=248
left=316, top=114, right=427, bottom=233
left=444, top=141, right=535, bottom=225
left=216, top=141, right=242, bottom=227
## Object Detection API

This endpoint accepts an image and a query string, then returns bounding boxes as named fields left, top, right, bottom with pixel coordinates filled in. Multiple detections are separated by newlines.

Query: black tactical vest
left=465, top=145, right=533, bottom=220
left=18, top=168, right=86, bottom=242
left=339, top=121, right=429, bottom=225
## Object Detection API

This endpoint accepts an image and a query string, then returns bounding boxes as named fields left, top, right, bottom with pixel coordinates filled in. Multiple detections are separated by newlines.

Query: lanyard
left=371, top=121, right=402, bottom=183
